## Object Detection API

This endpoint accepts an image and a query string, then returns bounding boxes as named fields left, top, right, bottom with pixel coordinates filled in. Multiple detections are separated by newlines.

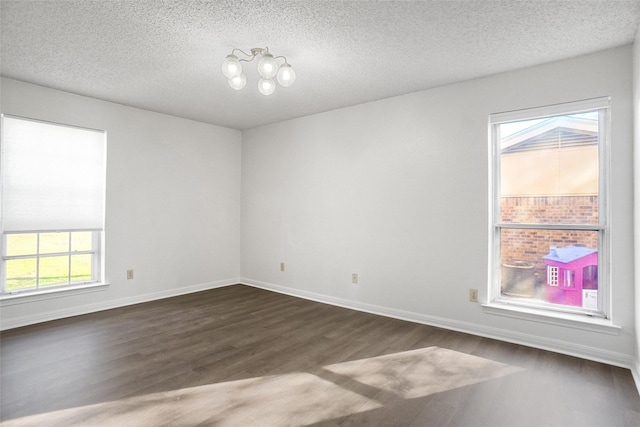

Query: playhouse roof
left=543, top=246, right=597, bottom=263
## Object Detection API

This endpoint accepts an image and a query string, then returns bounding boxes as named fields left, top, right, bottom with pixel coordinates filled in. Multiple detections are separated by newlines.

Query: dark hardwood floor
left=1, top=284, right=639, bottom=426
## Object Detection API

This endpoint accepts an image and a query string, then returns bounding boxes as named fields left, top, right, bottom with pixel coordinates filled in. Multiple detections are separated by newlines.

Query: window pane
left=499, top=112, right=599, bottom=225
left=6, top=233, right=37, bottom=256
left=39, top=256, right=69, bottom=286
left=5, top=258, right=37, bottom=291
left=40, top=232, right=69, bottom=254
left=500, top=229, right=598, bottom=309
left=71, top=231, right=93, bottom=252
left=71, top=254, right=92, bottom=282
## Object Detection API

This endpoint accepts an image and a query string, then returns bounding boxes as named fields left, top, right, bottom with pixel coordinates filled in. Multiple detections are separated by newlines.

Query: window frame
left=487, top=97, right=610, bottom=321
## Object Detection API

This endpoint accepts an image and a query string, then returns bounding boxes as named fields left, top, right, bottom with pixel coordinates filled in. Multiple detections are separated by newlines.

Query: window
left=489, top=98, right=609, bottom=318
left=547, top=266, right=558, bottom=287
left=4, top=231, right=100, bottom=292
left=1, top=115, right=106, bottom=295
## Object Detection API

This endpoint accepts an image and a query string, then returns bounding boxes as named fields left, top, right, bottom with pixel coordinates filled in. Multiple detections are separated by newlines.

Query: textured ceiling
left=1, top=1, right=639, bottom=130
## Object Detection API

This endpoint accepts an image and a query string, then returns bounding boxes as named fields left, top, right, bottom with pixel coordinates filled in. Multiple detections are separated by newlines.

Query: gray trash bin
left=502, top=261, right=536, bottom=297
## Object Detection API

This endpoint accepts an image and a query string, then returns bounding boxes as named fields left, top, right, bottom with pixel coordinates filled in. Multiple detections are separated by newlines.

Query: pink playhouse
left=543, top=245, right=598, bottom=308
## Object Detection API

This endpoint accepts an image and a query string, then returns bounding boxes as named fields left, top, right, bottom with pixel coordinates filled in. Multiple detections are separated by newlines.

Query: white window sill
left=0, top=282, right=109, bottom=306
left=482, top=302, right=621, bottom=335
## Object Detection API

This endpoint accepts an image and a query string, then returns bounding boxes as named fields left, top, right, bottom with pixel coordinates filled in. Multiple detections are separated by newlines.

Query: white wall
left=0, top=78, right=242, bottom=329
left=241, top=46, right=636, bottom=367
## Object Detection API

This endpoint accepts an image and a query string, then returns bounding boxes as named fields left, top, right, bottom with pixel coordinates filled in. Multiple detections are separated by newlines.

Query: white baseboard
left=632, top=359, right=640, bottom=397
left=0, top=277, right=241, bottom=331
left=240, top=278, right=636, bottom=372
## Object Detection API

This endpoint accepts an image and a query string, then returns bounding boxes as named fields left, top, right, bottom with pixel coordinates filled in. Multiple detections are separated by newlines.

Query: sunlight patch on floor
left=3, top=373, right=381, bottom=426
left=3, top=347, right=523, bottom=426
left=324, top=346, right=524, bottom=400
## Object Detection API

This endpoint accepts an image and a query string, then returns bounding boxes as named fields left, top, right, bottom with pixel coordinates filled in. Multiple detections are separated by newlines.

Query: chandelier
left=221, top=47, right=296, bottom=95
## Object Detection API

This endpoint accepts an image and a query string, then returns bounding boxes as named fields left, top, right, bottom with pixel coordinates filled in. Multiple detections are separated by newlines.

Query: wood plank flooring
left=1, top=284, right=639, bottom=426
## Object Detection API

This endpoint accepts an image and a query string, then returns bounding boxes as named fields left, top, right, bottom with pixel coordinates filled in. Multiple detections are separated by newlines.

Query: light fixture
left=221, top=54, right=242, bottom=78
left=228, top=73, right=247, bottom=90
left=258, top=78, right=276, bottom=96
left=276, top=63, right=296, bottom=87
left=221, top=47, right=296, bottom=95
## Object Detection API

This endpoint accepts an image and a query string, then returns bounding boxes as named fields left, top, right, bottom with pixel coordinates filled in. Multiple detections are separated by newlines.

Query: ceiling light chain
left=221, top=47, right=296, bottom=95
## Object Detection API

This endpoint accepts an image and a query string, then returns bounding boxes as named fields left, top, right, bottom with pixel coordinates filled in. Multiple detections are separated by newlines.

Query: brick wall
left=501, top=195, right=598, bottom=224
left=500, top=196, right=598, bottom=285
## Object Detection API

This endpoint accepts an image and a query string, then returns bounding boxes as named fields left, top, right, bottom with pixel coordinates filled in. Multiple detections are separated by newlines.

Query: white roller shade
left=1, top=115, right=106, bottom=232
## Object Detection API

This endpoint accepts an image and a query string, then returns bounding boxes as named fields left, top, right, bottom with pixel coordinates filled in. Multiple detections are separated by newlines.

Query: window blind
left=1, top=115, right=106, bottom=232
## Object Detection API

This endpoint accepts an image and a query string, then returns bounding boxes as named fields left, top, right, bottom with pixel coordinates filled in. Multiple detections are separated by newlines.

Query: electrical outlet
left=352, top=273, right=358, bottom=284
left=127, top=269, right=134, bottom=280
left=280, top=262, right=285, bottom=272
left=469, top=288, right=478, bottom=303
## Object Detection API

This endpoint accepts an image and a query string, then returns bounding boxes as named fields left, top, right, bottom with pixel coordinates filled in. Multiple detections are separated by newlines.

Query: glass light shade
left=277, top=64, right=296, bottom=87
left=257, top=53, right=278, bottom=79
left=258, top=78, right=276, bottom=96
left=228, top=73, right=247, bottom=90
left=221, top=54, right=242, bottom=78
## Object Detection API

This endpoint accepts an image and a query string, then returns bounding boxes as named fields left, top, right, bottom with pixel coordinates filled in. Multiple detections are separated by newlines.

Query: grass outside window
left=3, top=231, right=97, bottom=294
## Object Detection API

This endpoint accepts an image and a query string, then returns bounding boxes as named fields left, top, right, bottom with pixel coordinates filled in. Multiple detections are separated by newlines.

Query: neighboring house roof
left=501, top=116, right=598, bottom=154
left=543, top=245, right=597, bottom=264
